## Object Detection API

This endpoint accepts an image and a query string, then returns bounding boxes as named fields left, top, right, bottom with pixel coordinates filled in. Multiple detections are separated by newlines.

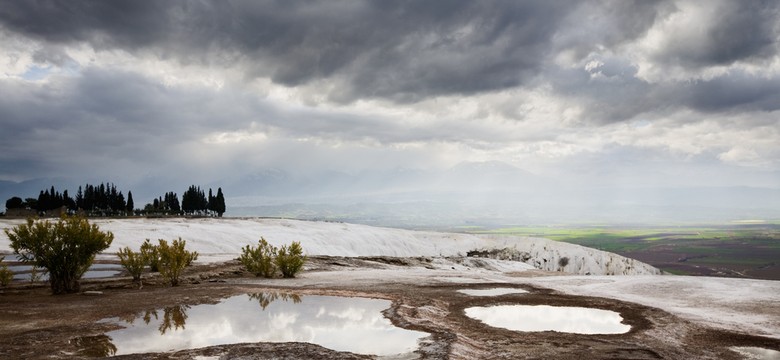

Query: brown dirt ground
left=1, top=256, right=779, bottom=359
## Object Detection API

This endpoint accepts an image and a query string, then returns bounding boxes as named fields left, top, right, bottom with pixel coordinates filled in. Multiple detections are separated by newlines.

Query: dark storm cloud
left=550, top=61, right=780, bottom=123
left=653, top=1, right=780, bottom=68
left=0, top=68, right=262, bottom=180
left=5, top=0, right=779, bottom=112
left=0, top=1, right=173, bottom=48
left=0, top=0, right=778, bottom=203
left=684, top=72, right=780, bottom=113
left=0, top=0, right=582, bottom=102
left=0, top=67, right=468, bottom=181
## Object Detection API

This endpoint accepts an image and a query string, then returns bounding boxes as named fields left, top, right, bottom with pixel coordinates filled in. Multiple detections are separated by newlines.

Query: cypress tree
left=198, top=186, right=207, bottom=214
left=37, top=190, right=46, bottom=211
left=76, top=186, right=84, bottom=210
left=126, top=191, right=134, bottom=213
left=215, top=188, right=226, bottom=217
left=63, top=190, right=76, bottom=211
left=99, top=183, right=106, bottom=210
left=208, top=188, right=214, bottom=215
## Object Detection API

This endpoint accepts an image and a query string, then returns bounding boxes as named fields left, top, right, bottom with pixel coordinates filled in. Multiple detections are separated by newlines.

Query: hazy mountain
left=219, top=162, right=780, bottom=226
left=3, top=162, right=778, bottom=226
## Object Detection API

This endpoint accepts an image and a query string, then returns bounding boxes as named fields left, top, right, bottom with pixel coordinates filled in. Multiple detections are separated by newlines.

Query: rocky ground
left=1, top=256, right=779, bottom=359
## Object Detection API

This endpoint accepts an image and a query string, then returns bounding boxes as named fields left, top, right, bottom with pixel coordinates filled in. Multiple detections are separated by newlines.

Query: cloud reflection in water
left=466, top=304, right=630, bottom=334
left=105, top=293, right=427, bottom=356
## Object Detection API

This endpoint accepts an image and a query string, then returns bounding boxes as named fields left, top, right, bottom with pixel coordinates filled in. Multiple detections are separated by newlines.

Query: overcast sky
left=1, top=0, right=779, bottom=194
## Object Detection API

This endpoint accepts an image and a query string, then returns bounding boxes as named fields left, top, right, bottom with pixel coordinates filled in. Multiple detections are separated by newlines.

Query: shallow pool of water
left=457, top=288, right=528, bottom=296
left=98, top=292, right=427, bottom=357
left=465, top=304, right=630, bottom=334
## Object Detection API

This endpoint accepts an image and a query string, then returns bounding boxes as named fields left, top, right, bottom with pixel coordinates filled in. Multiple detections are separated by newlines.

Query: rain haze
left=0, top=0, right=778, bottom=226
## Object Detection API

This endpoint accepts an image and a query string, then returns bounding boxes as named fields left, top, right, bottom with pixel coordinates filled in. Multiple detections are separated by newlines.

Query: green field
left=461, top=224, right=780, bottom=280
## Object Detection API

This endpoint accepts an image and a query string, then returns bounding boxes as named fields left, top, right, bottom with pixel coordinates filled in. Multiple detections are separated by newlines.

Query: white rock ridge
left=468, top=236, right=662, bottom=275
left=0, top=218, right=661, bottom=276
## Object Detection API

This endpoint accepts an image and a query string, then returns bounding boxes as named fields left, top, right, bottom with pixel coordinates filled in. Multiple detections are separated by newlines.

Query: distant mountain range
left=214, top=161, right=544, bottom=199
left=2, top=161, right=778, bottom=226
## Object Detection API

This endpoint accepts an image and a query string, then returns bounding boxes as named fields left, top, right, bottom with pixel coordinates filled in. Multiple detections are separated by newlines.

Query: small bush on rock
left=117, top=246, right=147, bottom=287
left=276, top=241, right=306, bottom=278
left=240, top=237, right=277, bottom=278
left=4, top=216, right=113, bottom=294
left=156, top=238, right=198, bottom=287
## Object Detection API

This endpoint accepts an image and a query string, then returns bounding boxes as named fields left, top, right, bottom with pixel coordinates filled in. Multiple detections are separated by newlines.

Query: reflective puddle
left=731, top=347, right=780, bottom=359
left=457, top=288, right=528, bottom=296
left=85, top=292, right=427, bottom=357
left=465, top=305, right=630, bottom=334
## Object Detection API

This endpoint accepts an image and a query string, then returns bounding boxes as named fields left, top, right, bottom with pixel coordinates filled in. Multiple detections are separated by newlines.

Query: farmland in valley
left=463, top=223, right=780, bottom=280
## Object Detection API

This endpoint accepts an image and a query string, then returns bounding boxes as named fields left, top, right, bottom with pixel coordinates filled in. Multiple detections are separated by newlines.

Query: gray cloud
left=652, top=1, right=780, bottom=68
left=548, top=57, right=660, bottom=123
left=554, top=0, right=669, bottom=60
left=0, top=68, right=251, bottom=181
left=0, top=1, right=173, bottom=48
left=0, top=0, right=581, bottom=102
left=549, top=62, right=780, bottom=123
left=0, top=0, right=778, bottom=205
left=684, top=72, right=780, bottom=113
left=4, top=0, right=779, bottom=112
left=0, top=67, right=464, bottom=183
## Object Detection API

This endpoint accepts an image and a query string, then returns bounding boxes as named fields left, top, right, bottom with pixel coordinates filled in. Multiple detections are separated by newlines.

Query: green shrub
left=140, top=239, right=160, bottom=272
left=239, top=237, right=278, bottom=278
left=0, top=256, right=12, bottom=287
left=117, top=247, right=147, bottom=286
left=4, top=216, right=113, bottom=294
left=275, top=241, right=306, bottom=278
left=156, top=238, right=198, bottom=286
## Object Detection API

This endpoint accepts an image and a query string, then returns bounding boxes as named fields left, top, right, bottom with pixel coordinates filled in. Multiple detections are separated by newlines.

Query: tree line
left=143, top=186, right=225, bottom=217
left=4, top=183, right=225, bottom=217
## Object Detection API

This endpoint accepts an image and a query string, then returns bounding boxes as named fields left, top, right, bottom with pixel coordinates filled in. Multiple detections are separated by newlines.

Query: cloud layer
left=0, top=0, right=778, bottom=199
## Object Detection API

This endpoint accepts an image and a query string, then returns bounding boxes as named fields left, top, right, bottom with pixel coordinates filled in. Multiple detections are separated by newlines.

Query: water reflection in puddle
left=95, top=292, right=427, bottom=357
left=457, top=288, right=528, bottom=296
left=465, top=305, right=630, bottom=334
left=731, top=347, right=780, bottom=359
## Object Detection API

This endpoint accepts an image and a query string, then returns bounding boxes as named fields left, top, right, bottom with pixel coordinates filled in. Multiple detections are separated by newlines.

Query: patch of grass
left=663, top=268, right=695, bottom=276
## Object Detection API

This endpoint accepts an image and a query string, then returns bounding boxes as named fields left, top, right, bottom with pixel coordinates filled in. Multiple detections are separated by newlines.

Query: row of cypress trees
left=182, top=185, right=226, bottom=217
left=4, top=183, right=134, bottom=216
left=75, top=183, right=133, bottom=215
left=144, top=186, right=226, bottom=217
left=5, top=184, right=225, bottom=217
